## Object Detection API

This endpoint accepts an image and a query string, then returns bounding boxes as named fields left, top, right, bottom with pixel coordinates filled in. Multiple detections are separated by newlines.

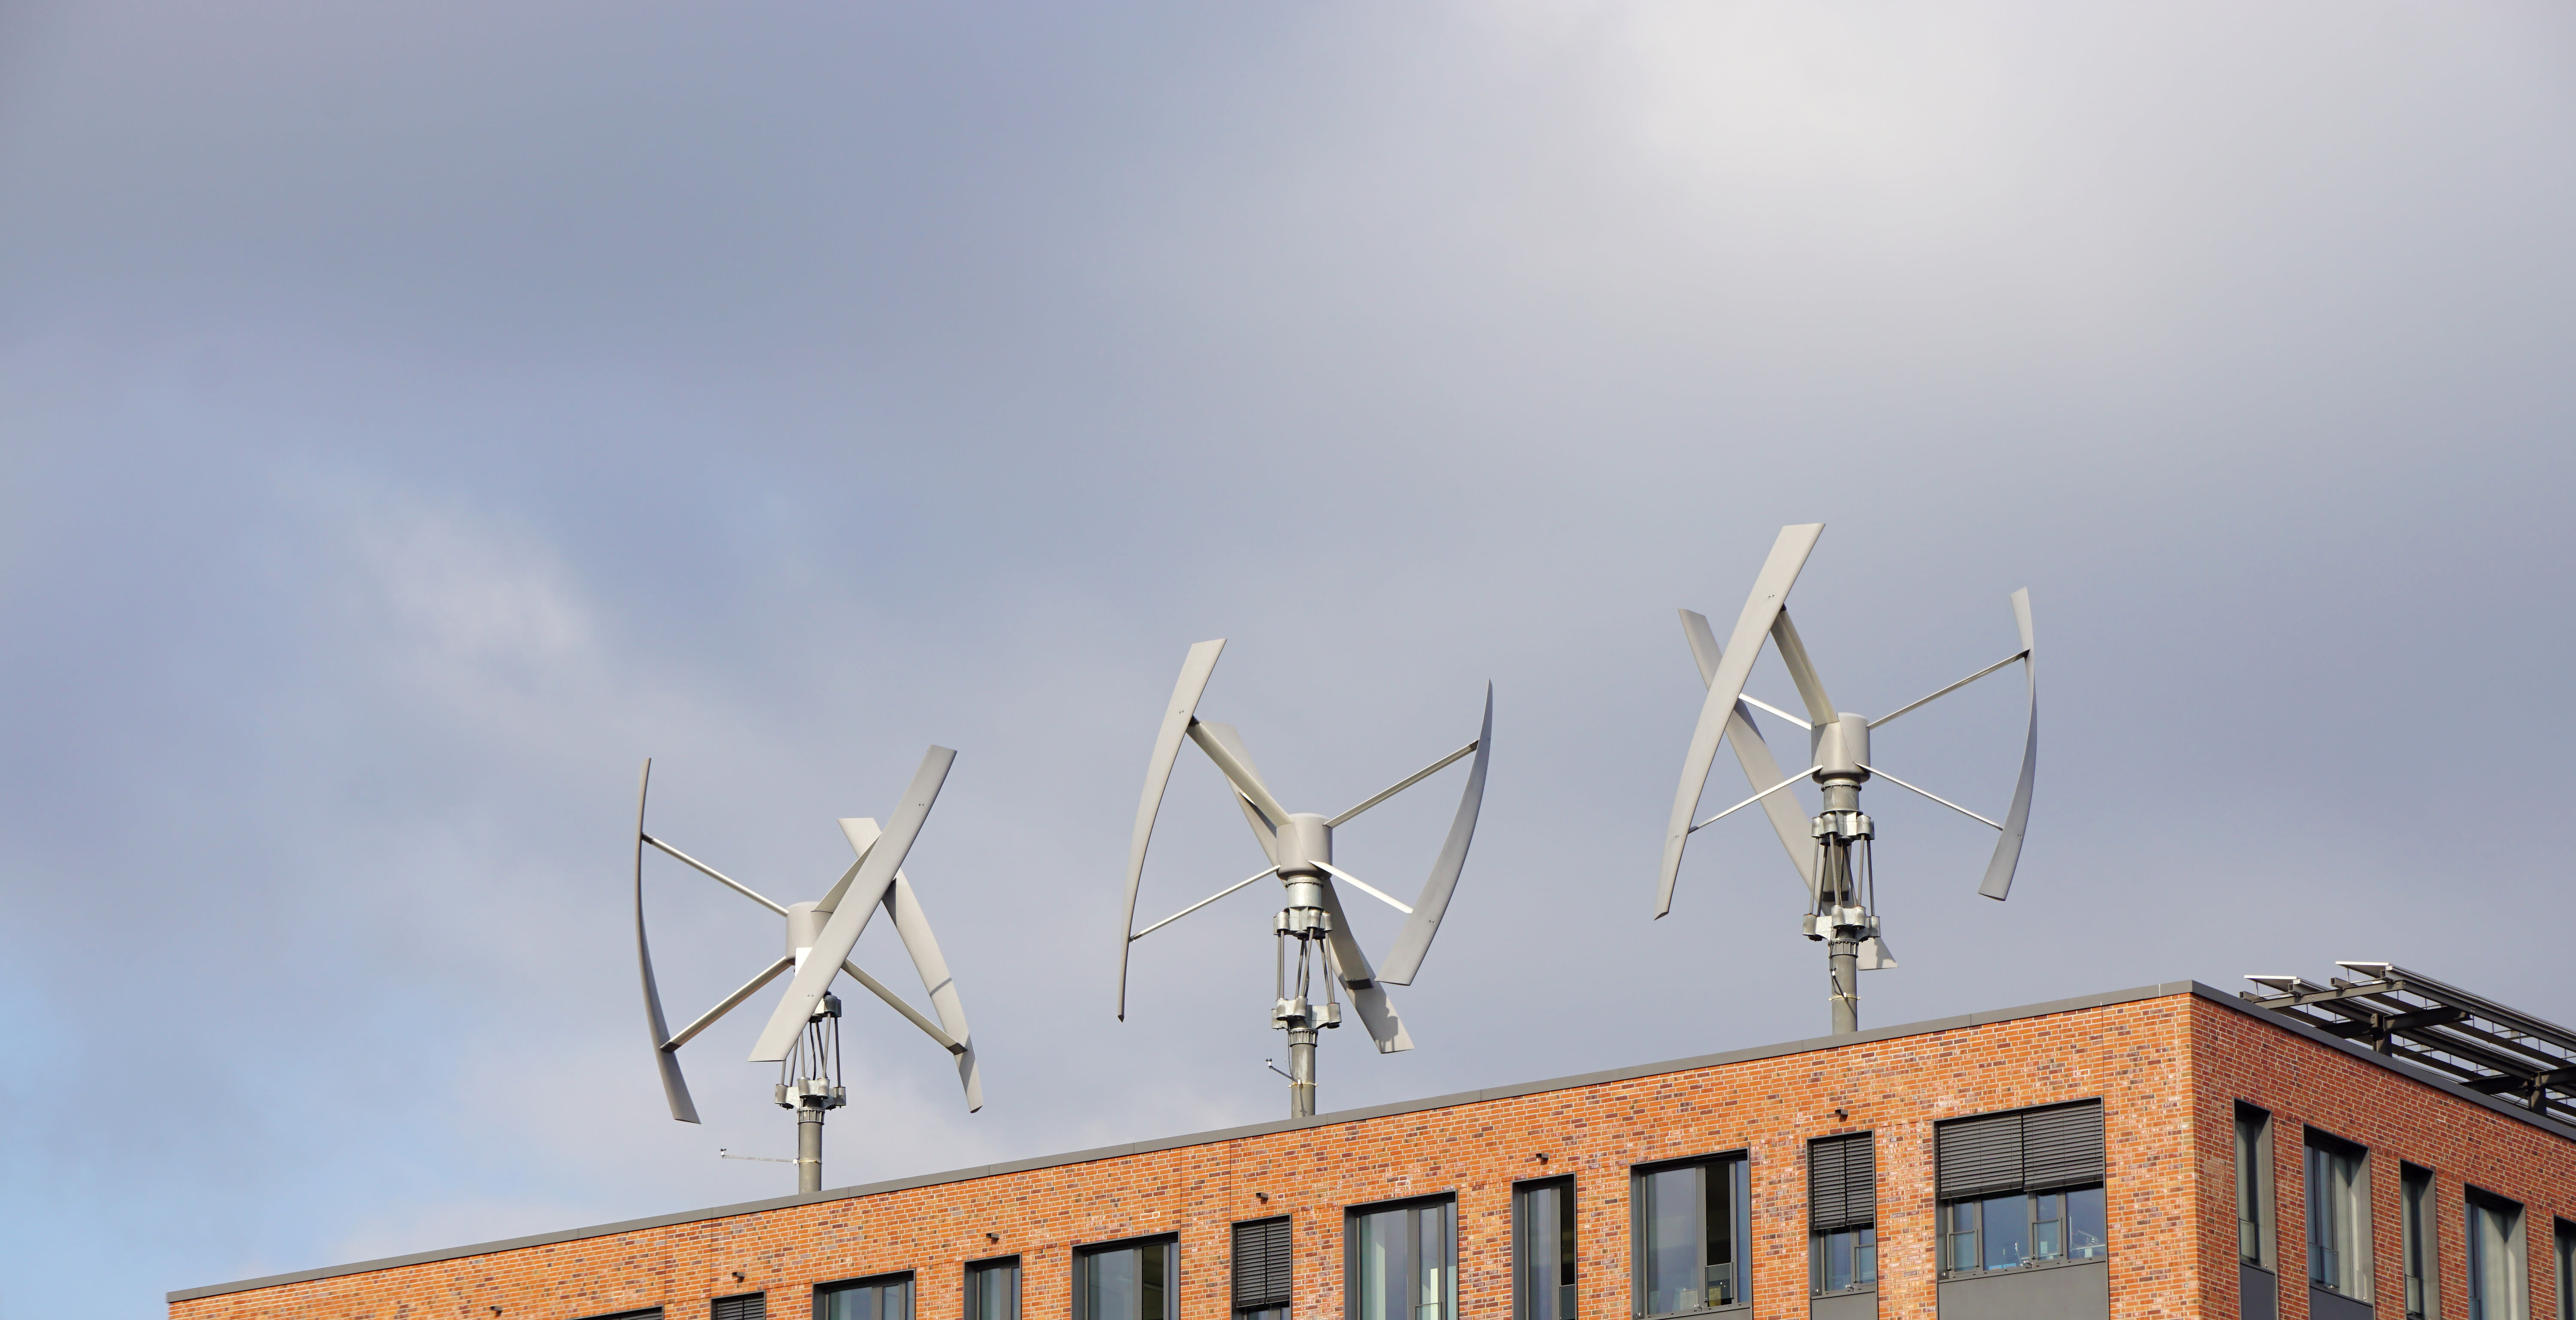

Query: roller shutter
left=1809, top=1132, right=1876, bottom=1231
left=712, top=1297, right=766, bottom=1320
left=2022, top=1102, right=2106, bottom=1191
left=1233, top=1217, right=1294, bottom=1311
left=1938, top=1112, right=2026, bottom=1200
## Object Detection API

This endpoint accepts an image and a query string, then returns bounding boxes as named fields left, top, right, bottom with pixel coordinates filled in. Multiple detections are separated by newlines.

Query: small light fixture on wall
left=1533, top=1153, right=1549, bottom=1164
left=987, top=1232, right=1000, bottom=1244
left=733, top=1272, right=747, bottom=1283
left=1255, top=1191, right=1269, bottom=1203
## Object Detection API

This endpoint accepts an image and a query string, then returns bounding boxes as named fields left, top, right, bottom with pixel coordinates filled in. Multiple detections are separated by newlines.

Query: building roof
left=168, top=977, right=2576, bottom=1304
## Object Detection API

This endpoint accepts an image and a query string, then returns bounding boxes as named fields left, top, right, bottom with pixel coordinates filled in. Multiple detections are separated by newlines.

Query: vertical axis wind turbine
left=1656, top=524, right=2037, bottom=1035
left=1117, top=640, right=1492, bottom=1118
left=634, top=748, right=982, bottom=1193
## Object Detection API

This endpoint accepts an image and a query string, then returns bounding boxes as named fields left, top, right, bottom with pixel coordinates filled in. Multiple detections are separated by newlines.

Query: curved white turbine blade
left=1979, top=590, right=2038, bottom=900
left=1118, top=640, right=1224, bottom=1019
left=1316, top=883, right=1413, bottom=1054
left=633, top=759, right=699, bottom=1124
left=1194, top=722, right=1280, bottom=864
left=1379, top=684, right=1491, bottom=986
left=1659, top=524, right=1824, bottom=917
left=1767, top=607, right=1837, bottom=726
left=1680, top=610, right=1820, bottom=902
left=883, top=874, right=983, bottom=1111
left=1188, top=720, right=1291, bottom=826
left=750, top=746, right=956, bottom=1061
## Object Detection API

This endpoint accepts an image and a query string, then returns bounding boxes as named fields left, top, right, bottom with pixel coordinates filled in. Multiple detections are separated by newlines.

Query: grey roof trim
left=170, top=977, right=2570, bottom=1304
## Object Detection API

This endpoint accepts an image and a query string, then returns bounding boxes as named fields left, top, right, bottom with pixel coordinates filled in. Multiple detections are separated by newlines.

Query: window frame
left=966, top=1256, right=1021, bottom=1320
left=1343, top=1193, right=1458, bottom=1320
left=1932, top=1102, right=2108, bottom=1281
left=1074, top=1236, right=1179, bottom=1320
left=2403, top=1163, right=2442, bottom=1320
left=2466, top=1188, right=2527, bottom=1320
left=1628, top=1150, right=1752, bottom=1318
left=2556, top=1219, right=2573, bottom=1320
left=1806, top=1132, right=1877, bottom=1298
left=1233, top=1216, right=1294, bottom=1320
left=1513, top=1176, right=1577, bottom=1320
left=2237, top=1103, right=2276, bottom=1271
left=714, top=1295, right=768, bottom=1320
left=815, top=1273, right=917, bottom=1320
left=2305, top=1127, right=2374, bottom=1302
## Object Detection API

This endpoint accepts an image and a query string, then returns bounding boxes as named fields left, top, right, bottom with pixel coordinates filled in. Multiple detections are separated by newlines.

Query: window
left=819, top=1275, right=914, bottom=1320
left=1077, top=1239, right=1176, bottom=1320
left=2236, top=1105, right=2274, bottom=1269
left=968, top=1258, right=1021, bottom=1320
left=2556, top=1220, right=2573, bottom=1320
left=1935, top=1101, right=2108, bottom=1279
left=1235, top=1218, right=1293, bottom=1320
left=1807, top=1133, right=1876, bottom=1296
left=2404, top=1165, right=2441, bottom=1320
left=2306, top=1131, right=2372, bottom=1300
left=579, top=1311, right=664, bottom=1320
left=2467, top=1191, right=2525, bottom=1320
left=714, top=1296, right=766, bottom=1320
left=1631, top=1154, right=1750, bottom=1315
left=1514, top=1178, right=1576, bottom=1320
left=1347, top=1197, right=1454, bottom=1320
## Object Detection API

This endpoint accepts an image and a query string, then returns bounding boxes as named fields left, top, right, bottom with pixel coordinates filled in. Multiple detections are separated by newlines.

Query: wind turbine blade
left=1316, top=884, right=1413, bottom=1054
left=749, top=746, right=956, bottom=1061
left=1658, top=524, right=1825, bottom=916
left=1317, top=861, right=1412, bottom=914
left=1679, top=610, right=1820, bottom=902
left=1979, top=590, right=2038, bottom=900
left=1768, top=607, right=1838, bottom=725
left=1379, top=684, right=1491, bottom=985
left=634, top=759, right=699, bottom=1124
left=881, top=874, right=983, bottom=1111
left=1188, top=721, right=1292, bottom=826
left=1119, top=639, right=1225, bottom=1020
left=815, top=819, right=877, bottom=914
left=841, top=959, right=961, bottom=1053
left=1194, top=722, right=1280, bottom=863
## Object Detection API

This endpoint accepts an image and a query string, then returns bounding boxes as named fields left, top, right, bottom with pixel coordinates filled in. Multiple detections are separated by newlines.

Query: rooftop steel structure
left=2241, top=961, right=2576, bottom=1122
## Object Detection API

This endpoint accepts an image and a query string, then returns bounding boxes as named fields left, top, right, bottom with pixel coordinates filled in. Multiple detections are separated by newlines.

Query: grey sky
left=3, top=3, right=2572, bottom=1315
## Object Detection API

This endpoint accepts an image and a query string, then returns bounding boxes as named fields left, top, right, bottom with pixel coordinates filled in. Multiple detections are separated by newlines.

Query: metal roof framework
left=2241, top=962, right=2576, bottom=1123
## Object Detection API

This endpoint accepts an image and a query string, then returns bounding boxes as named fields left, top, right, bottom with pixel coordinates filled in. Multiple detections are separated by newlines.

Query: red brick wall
left=2192, top=997, right=2576, bottom=1320
left=176, top=992, right=2569, bottom=1320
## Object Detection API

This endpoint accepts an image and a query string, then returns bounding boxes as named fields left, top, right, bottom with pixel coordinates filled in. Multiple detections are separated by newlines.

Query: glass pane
left=2238, top=1114, right=2263, bottom=1262
left=2067, top=1187, right=2108, bottom=1262
left=1091, top=1250, right=1140, bottom=1320
left=1642, top=1167, right=1704, bottom=1314
left=1855, top=1229, right=1877, bottom=1288
left=1520, top=1184, right=1568, bottom=1320
left=1704, top=1163, right=1736, bottom=1308
left=1360, top=1208, right=1409, bottom=1320
left=1143, top=1245, right=1168, bottom=1320
left=1945, top=1201, right=1978, bottom=1274
left=972, top=1264, right=1019, bottom=1320
left=1419, top=1207, right=1449, bottom=1320
left=1982, top=1195, right=2029, bottom=1271
left=2032, top=1193, right=2064, bottom=1262
left=1827, top=1232, right=1853, bottom=1292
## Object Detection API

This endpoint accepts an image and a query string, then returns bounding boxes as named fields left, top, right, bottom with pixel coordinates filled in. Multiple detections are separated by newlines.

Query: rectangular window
left=2237, top=1105, right=2274, bottom=1269
left=1632, top=1154, right=1750, bottom=1315
left=714, top=1296, right=766, bottom=1320
left=1235, top=1218, right=1294, bottom=1320
left=1077, top=1240, right=1176, bottom=1320
left=1513, top=1178, right=1576, bottom=1320
left=1346, top=1198, right=1455, bottom=1320
left=2306, top=1131, right=2373, bottom=1300
left=1808, top=1132, right=1877, bottom=1296
left=968, top=1258, right=1021, bottom=1320
left=2404, top=1165, right=2441, bottom=1320
left=2467, top=1191, right=2525, bottom=1320
left=1935, top=1101, right=2108, bottom=1279
left=2556, top=1220, right=2573, bottom=1320
left=580, top=1311, right=664, bottom=1320
left=819, top=1276, right=914, bottom=1320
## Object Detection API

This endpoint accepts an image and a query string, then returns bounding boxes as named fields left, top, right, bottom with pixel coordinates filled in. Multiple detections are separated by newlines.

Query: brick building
left=169, top=981, right=2576, bottom=1320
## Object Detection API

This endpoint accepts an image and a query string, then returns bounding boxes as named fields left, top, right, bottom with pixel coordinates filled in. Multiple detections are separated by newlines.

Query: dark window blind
left=1937, top=1101, right=2105, bottom=1200
left=1809, top=1133, right=1876, bottom=1230
left=1938, top=1112, right=2026, bottom=1200
left=2022, top=1103, right=2106, bottom=1190
left=1234, top=1217, right=1294, bottom=1311
left=712, top=1296, right=766, bottom=1320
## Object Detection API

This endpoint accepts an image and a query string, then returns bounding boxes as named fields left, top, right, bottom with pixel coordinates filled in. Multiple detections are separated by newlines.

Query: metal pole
left=796, top=1102, right=825, bottom=1193
left=1829, top=937, right=1860, bottom=1035
left=1287, top=1027, right=1318, bottom=1118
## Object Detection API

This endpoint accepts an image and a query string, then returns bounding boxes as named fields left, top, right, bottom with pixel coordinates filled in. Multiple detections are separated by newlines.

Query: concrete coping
left=168, top=978, right=2575, bottom=1303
